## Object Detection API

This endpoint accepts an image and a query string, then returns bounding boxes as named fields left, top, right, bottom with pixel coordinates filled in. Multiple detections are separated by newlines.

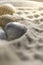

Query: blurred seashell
left=0, top=4, right=15, bottom=16
left=4, top=22, right=27, bottom=40
left=0, top=28, right=7, bottom=40
left=0, top=15, right=16, bottom=26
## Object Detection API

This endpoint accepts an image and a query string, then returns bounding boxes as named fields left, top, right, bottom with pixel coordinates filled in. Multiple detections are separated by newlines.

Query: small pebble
left=0, top=28, right=7, bottom=40
left=4, top=22, right=27, bottom=40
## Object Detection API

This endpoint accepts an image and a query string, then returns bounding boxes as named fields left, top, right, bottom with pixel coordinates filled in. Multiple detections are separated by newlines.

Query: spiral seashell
left=0, top=15, right=16, bottom=26
left=0, top=28, right=7, bottom=40
left=4, top=22, right=27, bottom=40
left=0, top=4, right=15, bottom=16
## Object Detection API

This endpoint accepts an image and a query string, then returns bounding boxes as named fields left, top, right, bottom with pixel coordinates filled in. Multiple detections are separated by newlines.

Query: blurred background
left=0, top=0, right=43, bottom=2
left=27, top=0, right=43, bottom=2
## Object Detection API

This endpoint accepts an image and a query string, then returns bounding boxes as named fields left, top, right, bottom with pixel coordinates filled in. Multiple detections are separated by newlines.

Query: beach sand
left=0, top=1, right=43, bottom=65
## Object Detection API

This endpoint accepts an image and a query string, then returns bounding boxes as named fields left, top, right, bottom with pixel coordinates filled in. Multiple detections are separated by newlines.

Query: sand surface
left=0, top=1, right=43, bottom=65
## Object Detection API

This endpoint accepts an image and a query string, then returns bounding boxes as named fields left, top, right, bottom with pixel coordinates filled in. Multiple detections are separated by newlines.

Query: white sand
left=0, top=1, right=43, bottom=65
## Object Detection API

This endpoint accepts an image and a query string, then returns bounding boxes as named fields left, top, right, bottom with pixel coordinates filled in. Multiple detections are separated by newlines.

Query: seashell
left=4, top=22, right=27, bottom=40
left=0, top=15, right=16, bottom=26
left=0, top=28, right=7, bottom=40
left=0, top=4, right=15, bottom=16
